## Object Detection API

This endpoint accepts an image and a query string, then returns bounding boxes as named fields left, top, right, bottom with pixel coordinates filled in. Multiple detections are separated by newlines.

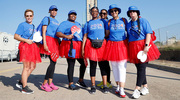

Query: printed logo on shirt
left=111, top=24, right=125, bottom=30
left=29, top=28, right=34, bottom=34
left=52, top=21, right=59, bottom=26
left=90, top=24, right=103, bottom=30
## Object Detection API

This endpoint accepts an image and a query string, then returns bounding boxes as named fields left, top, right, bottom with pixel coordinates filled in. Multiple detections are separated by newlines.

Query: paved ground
left=0, top=58, right=180, bottom=100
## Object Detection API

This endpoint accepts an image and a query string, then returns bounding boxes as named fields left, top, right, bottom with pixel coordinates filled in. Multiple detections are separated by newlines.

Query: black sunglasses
left=25, top=15, right=33, bottom=17
left=110, top=9, right=118, bottom=13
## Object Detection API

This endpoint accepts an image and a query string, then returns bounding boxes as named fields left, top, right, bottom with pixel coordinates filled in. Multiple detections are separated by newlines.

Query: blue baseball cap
left=49, top=5, right=58, bottom=11
left=68, top=10, right=77, bottom=15
left=127, top=6, right=140, bottom=17
left=108, top=4, right=121, bottom=16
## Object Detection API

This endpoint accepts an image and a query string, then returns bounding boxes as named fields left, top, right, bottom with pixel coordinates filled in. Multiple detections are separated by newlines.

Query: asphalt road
left=0, top=58, right=180, bottom=100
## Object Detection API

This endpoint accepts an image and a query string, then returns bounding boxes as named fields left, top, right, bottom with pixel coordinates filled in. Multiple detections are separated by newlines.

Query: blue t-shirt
left=15, top=22, right=35, bottom=40
left=105, top=18, right=127, bottom=41
left=127, top=18, right=153, bottom=42
left=42, top=16, right=59, bottom=38
left=84, top=19, right=105, bottom=40
left=56, top=21, right=84, bottom=41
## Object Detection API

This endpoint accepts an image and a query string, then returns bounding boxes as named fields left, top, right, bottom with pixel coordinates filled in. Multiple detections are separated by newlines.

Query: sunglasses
left=25, top=15, right=33, bottom=17
left=110, top=9, right=118, bottom=13
left=100, top=12, right=107, bottom=15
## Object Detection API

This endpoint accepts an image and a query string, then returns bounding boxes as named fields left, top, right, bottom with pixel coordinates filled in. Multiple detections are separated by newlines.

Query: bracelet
left=145, top=44, right=148, bottom=46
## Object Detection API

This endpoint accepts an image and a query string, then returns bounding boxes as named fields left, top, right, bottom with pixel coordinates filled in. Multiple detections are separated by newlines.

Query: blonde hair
left=24, top=9, right=34, bottom=17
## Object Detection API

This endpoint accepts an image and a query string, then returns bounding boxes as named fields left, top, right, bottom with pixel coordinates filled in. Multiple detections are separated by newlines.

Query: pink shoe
left=41, top=83, right=53, bottom=92
left=49, top=82, right=59, bottom=90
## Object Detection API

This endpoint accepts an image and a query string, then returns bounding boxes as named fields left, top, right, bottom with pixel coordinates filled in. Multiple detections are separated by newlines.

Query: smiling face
left=25, top=11, right=33, bottom=24
left=110, top=8, right=119, bottom=18
left=100, top=10, right=107, bottom=19
left=49, top=9, right=57, bottom=18
left=68, top=13, right=77, bottom=22
left=91, top=8, right=99, bottom=18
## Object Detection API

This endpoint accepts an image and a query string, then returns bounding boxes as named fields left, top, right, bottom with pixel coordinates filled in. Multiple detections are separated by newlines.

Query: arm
left=56, top=31, right=73, bottom=39
left=82, top=33, right=87, bottom=57
left=105, top=30, right=110, bottom=38
left=144, top=33, right=151, bottom=54
left=14, top=34, right=33, bottom=44
left=42, top=25, right=49, bottom=51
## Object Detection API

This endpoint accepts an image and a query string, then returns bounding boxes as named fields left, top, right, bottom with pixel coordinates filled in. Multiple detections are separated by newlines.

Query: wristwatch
left=145, top=44, right=148, bottom=46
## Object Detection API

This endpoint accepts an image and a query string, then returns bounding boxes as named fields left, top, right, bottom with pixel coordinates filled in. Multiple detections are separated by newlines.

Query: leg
left=98, top=61, right=107, bottom=86
left=77, top=58, right=86, bottom=82
left=66, top=58, right=75, bottom=86
left=21, top=62, right=30, bottom=88
left=104, top=61, right=111, bottom=83
left=89, top=60, right=97, bottom=86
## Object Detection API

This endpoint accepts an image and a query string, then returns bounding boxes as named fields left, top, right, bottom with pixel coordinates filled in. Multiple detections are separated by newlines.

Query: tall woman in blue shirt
left=82, top=7, right=108, bottom=94
left=104, top=4, right=128, bottom=98
left=56, top=10, right=87, bottom=90
left=14, top=9, right=41, bottom=94
left=126, top=6, right=160, bottom=99
left=39, top=5, right=60, bottom=92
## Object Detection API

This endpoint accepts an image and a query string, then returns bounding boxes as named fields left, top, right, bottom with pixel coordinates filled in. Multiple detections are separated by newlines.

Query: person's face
left=25, top=12, right=33, bottom=23
left=69, top=13, right=77, bottom=21
left=129, top=10, right=138, bottom=19
left=50, top=9, right=57, bottom=17
left=100, top=10, right=107, bottom=19
left=91, top=8, right=99, bottom=18
left=110, top=8, right=119, bottom=18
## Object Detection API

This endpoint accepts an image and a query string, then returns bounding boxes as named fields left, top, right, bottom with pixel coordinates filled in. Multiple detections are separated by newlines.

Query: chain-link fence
left=154, top=23, right=180, bottom=48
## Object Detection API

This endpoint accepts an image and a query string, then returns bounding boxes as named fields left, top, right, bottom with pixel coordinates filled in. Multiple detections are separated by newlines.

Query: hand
left=25, top=39, right=33, bottom=44
left=43, top=44, right=49, bottom=52
left=143, top=45, right=151, bottom=54
left=66, top=34, right=74, bottom=39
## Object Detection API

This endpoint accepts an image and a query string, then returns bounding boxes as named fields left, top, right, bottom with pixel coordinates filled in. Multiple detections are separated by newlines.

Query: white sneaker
left=141, top=87, right=149, bottom=95
left=120, top=88, right=126, bottom=98
left=132, top=89, right=141, bottom=99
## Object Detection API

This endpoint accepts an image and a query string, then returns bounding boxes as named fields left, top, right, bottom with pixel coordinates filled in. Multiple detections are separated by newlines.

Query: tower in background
left=86, top=0, right=98, bottom=22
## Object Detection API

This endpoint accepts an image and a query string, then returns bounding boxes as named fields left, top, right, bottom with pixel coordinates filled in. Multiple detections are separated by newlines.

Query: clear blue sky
left=0, top=0, right=179, bottom=36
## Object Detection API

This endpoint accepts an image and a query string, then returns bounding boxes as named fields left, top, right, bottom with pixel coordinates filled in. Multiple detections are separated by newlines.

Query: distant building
left=167, top=37, right=176, bottom=45
left=86, top=0, right=98, bottom=21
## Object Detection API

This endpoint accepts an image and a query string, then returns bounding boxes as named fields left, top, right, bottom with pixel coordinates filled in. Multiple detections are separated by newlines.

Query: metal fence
left=154, top=23, right=180, bottom=47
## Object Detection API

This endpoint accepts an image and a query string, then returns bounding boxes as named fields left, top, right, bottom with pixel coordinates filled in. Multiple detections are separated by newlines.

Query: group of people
left=14, top=4, right=160, bottom=99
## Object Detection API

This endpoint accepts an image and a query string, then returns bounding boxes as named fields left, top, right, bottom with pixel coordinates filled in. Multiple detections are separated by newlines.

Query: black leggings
left=100, top=60, right=111, bottom=83
left=135, top=62, right=148, bottom=87
left=66, top=58, right=86, bottom=83
left=45, top=56, right=56, bottom=80
left=90, top=60, right=108, bottom=77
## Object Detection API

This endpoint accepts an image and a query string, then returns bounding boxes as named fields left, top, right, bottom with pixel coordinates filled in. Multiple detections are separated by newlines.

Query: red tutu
left=84, top=39, right=106, bottom=61
left=39, top=36, right=59, bottom=56
left=104, top=40, right=128, bottom=61
left=18, top=42, right=41, bottom=63
left=59, top=40, right=82, bottom=59
left=129, top=39, right=161, bottom=64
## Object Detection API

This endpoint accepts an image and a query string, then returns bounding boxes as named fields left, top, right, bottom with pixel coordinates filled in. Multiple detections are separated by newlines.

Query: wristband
left=145, top=44, right=148, bottom=46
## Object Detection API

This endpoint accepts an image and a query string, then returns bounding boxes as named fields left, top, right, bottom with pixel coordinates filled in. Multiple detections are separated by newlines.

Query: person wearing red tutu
left=82, top=7, right=109, bottom=94
left=96, top=9, right=113, bottom=89
left=14, top=9, right=41, bottom=94
left=126, top=6, right=160, bottom=99
left=56, top=10, right=87, bottom=90
left=39, top=5, right=60, bottom=92
left=103, top=4, right=128, bottom=98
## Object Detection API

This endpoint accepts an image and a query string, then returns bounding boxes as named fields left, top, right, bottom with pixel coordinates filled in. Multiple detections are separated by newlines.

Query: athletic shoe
left=141, top=87, right=149, bottom=95
left=102, top=86, right=109, bottom=94
left=107, top=82, right=113, bottom=88
left=21, top=86, right=34, bottom=94
left=131, top=89, right=141, bottom=99
left=90, top=86, right=96, bottom=94
left=68, top=84, right=80, bottom=90
left=16, top=80, right=23, bottom=89
left=100, top=82, right=112, bottom=89
left=97, top=81, right=103, bottom=87
left=120, top=88, right=126, bottom=98
left=49, top=82, right=59, bottom=90
left=115, top=90, right=119, bottom=94
left=76, top=81, right=87, bottom=88
left=41, top=83, right=53, bottom=92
